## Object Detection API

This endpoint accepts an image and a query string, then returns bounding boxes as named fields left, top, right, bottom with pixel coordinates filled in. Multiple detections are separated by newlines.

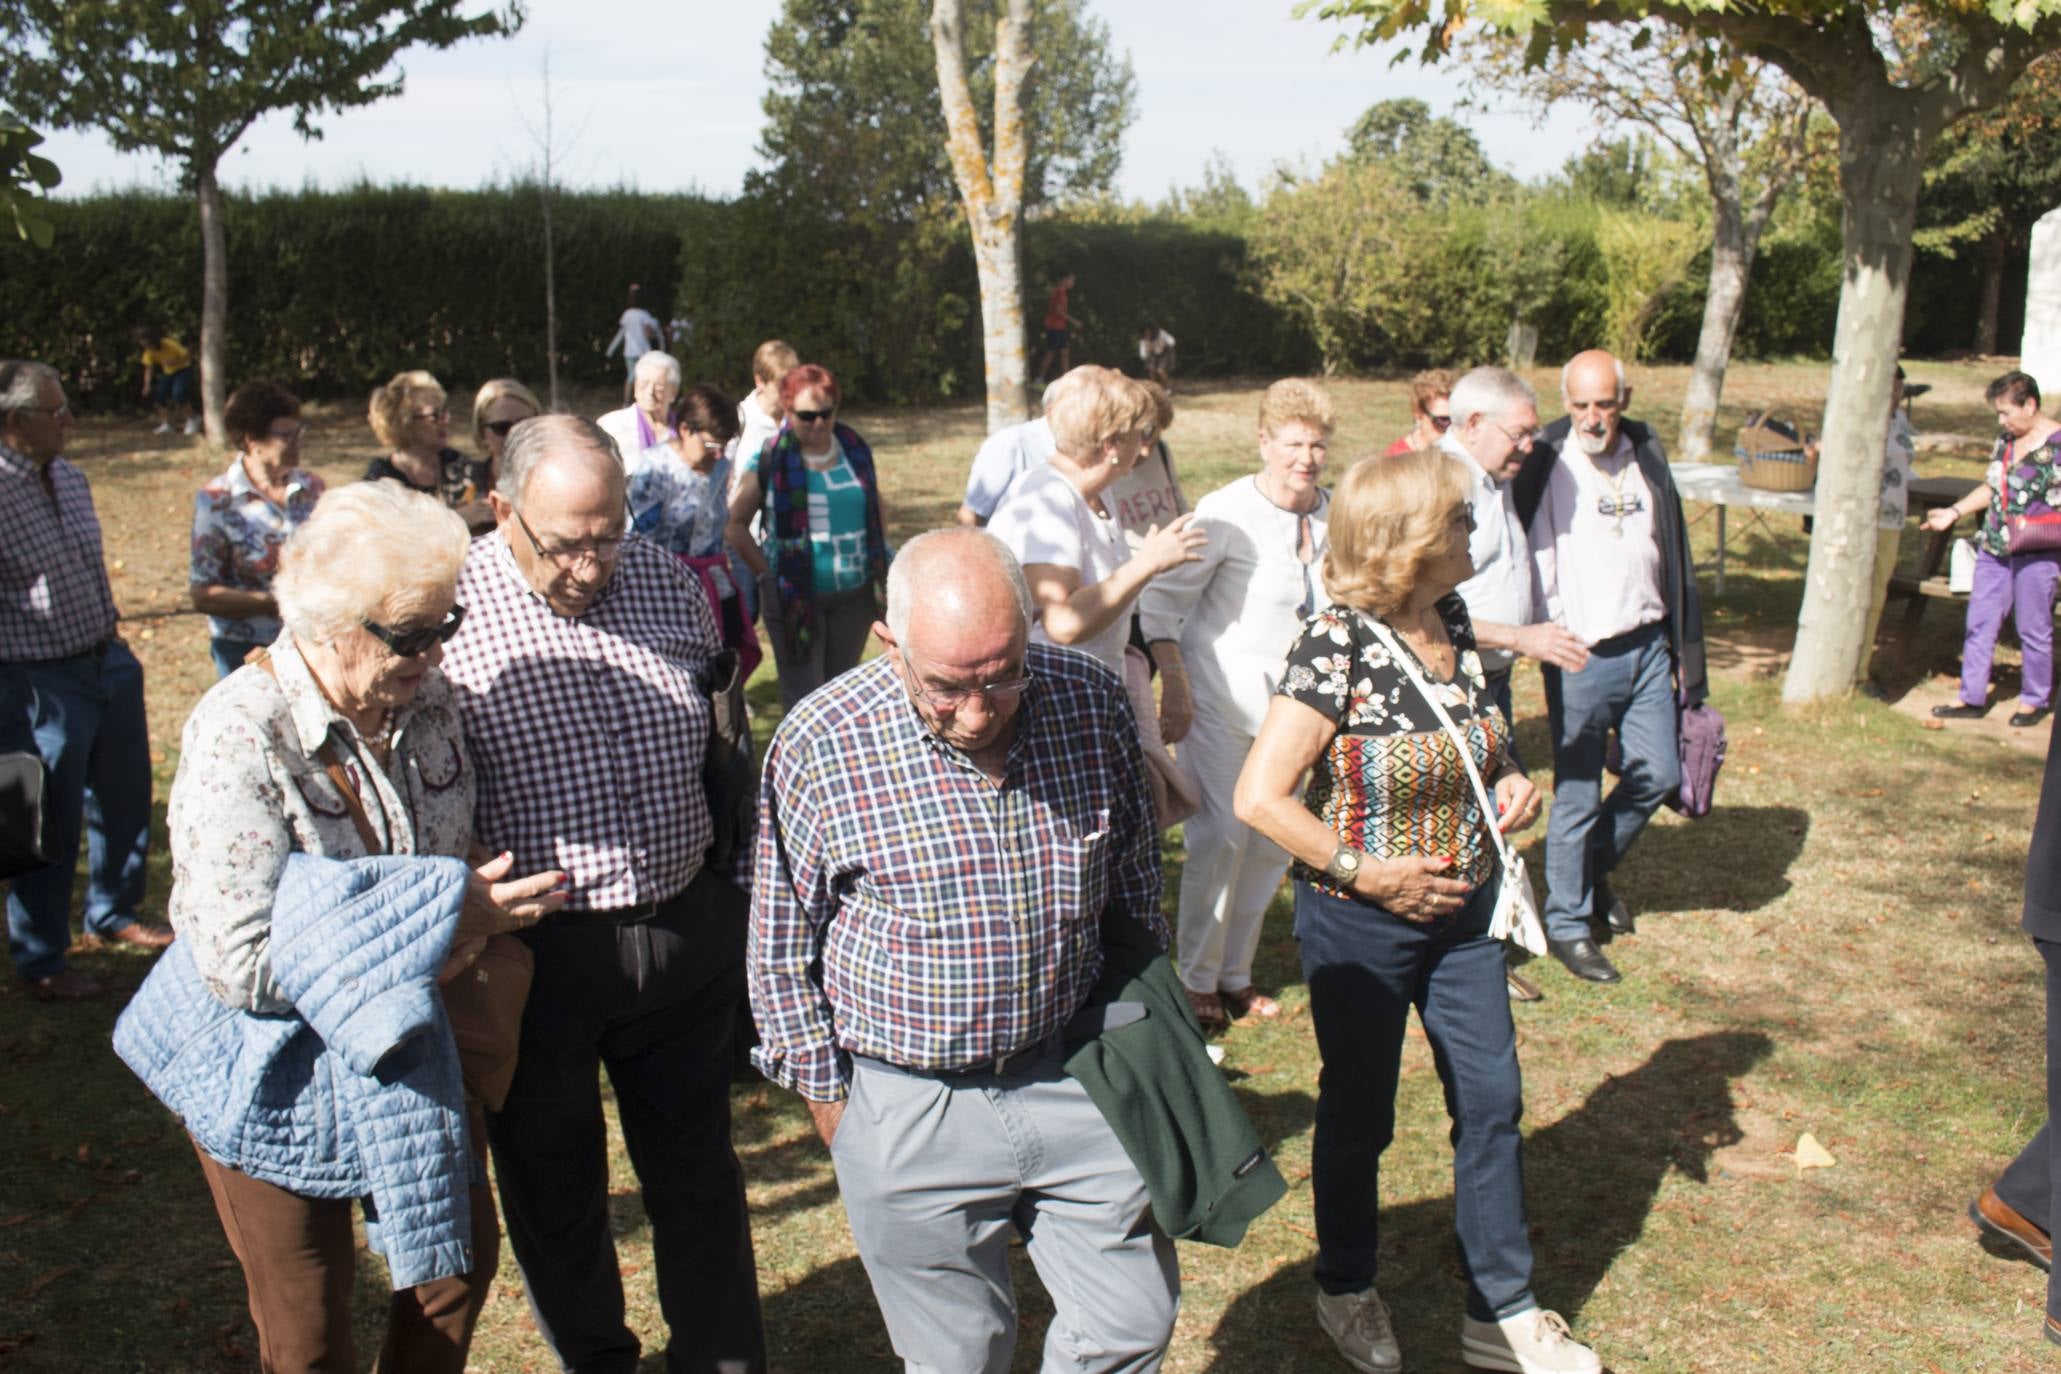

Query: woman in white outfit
left=1140, top=378, right=1337, bottom=1031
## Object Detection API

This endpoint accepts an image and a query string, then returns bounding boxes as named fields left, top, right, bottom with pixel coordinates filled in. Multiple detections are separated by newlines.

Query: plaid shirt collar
left=483, top=527, right=625, bottom=619
left=0, top=441, right=45, bottom=484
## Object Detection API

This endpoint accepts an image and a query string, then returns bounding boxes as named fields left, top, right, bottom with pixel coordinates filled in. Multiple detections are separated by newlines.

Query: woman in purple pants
left=1930, top=370, right=2061, bottom=729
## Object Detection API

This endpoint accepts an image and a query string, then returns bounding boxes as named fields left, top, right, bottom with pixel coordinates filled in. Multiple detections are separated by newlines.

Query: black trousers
left=487, top=867, right=766, bottom=1374
left=1995, top=936, right=2061, bottom=1320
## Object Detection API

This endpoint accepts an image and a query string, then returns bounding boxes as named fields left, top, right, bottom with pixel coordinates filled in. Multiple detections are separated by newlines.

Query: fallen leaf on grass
left=19, top=1266, right=71, bottom=1299
left=1923, top=719, right=1945, bottom=731
left=1785, top=1132, right=1837, bottom=1177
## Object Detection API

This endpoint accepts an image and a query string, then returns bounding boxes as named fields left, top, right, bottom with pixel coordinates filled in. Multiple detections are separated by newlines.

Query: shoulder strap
left=250, top=650, right=386, bottom=856
left=1355, top=611, right=1517, bottom=871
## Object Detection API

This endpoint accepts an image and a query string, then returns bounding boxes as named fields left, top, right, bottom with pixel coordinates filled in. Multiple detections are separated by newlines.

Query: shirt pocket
left=1048, top=807, right=1112, bottom=926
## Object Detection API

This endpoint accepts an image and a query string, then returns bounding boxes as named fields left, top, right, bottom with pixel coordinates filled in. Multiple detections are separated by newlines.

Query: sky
left=37, top=0, right=1600, bottom=204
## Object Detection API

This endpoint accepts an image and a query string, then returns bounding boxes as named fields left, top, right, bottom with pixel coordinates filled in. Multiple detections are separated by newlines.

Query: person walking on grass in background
left=750, top=529, right=1182, bottom=1374
left=133, top=325, right=197, bottom=436
left=1036, top=270, right=1081, bottom=383
left=440, top=415, right=766, bottom=1374
left=1141, top=377, right=1336, bottom=1033
left=1387, top=369, right=1455, bottom=457
left=1139, top=322, right=1176, bottom=389
left=1513, top=349, right=1707, bottom=986
left=1927, top=369, right=2061, bottom=729
left=0, top=360, right=165, bottom=1002
left=596, top=351, right=680, bottom=467
left=190, top=380, right=325, bottom=679
left=1235, top=451, right=1596, bottom=1374
left=727, top=363, right=892, bottom=709
left=603, top=282, right=663, bottom=404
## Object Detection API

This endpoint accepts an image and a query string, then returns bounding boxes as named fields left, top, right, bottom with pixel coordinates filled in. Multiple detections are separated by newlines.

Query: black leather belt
left=547, top=893, right=676, bottom=926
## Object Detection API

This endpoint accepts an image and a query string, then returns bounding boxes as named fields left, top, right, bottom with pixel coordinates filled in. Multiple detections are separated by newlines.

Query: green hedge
left=0, top=182, right=2014, bottom=416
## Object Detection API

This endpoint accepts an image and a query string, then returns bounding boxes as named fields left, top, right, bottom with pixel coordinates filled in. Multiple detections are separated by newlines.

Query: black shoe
left=2011, top=707, right=2052, bottom=729
left=1595, top=877, right=1635, bottom=936
left=1549, top=937, right=1622, bottom=983
left=1932, top=702, right=1989, bottom=720
left=1858, top=681, right=1892, bottom=703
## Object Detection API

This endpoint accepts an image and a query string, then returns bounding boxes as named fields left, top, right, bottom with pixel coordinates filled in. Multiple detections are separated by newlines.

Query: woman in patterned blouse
left=1233, top=451, right=1601, bottom=1374
left=1927, top=369, right=2061, bottom=728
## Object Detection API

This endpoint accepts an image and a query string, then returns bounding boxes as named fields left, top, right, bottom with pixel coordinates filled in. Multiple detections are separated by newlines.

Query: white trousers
left=1173, top=706, right=1292, bottom=995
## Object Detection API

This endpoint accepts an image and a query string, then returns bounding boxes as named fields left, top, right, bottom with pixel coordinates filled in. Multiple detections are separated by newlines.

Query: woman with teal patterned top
left=725, top=363, right=890, bottom=708
left=1929, top=370, right=2061, bottom=729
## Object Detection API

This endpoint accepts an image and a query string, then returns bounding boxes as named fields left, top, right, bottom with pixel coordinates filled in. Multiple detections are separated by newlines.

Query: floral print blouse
left=1979, top=430, right=2061, bottom=557
left=188, top=458, right=325, bottom=645
left=1277, top=597, right=1510, bottom=898
left=166, top=635, right=475, bottom=1013
left=627, top=442, right=733, bottom=594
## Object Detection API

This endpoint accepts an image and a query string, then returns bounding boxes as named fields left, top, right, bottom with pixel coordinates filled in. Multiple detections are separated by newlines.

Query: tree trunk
left=196, top=160, right=229, bottom=446
left=1678, top=199, right=1755, bottom=462
left=1976, top=224, right=2009, bottom=356
left=932, top=0, right=1031, bottom=434
left=1781, top=97, right=1926, bottom=703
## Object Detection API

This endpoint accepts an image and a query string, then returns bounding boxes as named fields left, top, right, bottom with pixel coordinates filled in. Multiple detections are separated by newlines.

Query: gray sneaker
left=1460, top=1308, right=1600, bottom=1373
left=1316, top=1286, right=1401, bottom=1373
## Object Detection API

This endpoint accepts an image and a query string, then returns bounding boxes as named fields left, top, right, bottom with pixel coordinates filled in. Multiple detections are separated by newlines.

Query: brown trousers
left=193, top=1128, right=500, bottom=1374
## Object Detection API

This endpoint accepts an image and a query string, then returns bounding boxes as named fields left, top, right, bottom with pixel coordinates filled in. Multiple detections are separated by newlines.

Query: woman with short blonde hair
left=140, top=480, right=566, bottom=1374
left=469, top=377, right=542, bottom=490
left=1232, top=449, right=1597, bottom=1374
left=365, top=370, right=492, bottom=530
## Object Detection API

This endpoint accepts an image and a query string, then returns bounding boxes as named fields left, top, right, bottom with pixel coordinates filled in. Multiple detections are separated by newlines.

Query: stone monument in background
left=2021, top=206, right=2061, bottom=388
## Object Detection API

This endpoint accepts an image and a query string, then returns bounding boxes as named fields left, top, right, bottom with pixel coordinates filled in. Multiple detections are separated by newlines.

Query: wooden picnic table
left=1886, top=475, right=1984, bottom=661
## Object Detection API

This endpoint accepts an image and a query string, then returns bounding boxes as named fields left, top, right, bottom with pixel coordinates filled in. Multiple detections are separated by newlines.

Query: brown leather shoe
left=102, top=920, right=174, bottom=950
left=1972, top=1186, right=2053, bottom=1270
left=26, top=969, right=104, bottom=1002
left=2046, top=1313, right=2061, bottom=1348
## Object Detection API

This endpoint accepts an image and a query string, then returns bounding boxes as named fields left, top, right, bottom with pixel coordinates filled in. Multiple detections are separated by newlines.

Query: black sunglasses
left=1430, top=414, right=1453, bottom=431
left=364, top=604, right=466, bottom=658
left=792, top=408, right=834, bottom=424
left=483, top=418, right=525, bottom=437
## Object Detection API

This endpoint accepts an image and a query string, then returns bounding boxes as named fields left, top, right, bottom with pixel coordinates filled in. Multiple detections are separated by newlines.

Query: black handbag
left=0, top=751, right=55, bottom=880
left=700, top=648, right=759, bottom=881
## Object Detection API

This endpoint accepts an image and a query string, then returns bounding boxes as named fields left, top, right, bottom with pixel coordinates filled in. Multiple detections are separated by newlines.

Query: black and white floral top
left=1277, top=596, right=1511, bottom=898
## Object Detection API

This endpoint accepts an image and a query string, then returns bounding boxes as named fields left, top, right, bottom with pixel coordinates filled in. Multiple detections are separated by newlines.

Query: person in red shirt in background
left=1386, top=368, right=1455, bottom=456
left=1035, top=270, right=1081, bottom=383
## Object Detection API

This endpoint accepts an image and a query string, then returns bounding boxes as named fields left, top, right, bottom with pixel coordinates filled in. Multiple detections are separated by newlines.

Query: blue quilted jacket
left=114, top=853, right=475, bottom=1289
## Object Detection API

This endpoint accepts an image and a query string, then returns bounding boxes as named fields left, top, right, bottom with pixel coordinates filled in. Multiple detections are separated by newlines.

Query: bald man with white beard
left=1510, top=350, right=1708, bottom=986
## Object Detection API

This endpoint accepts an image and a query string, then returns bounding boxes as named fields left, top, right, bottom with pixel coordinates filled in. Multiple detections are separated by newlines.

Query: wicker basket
left=1735, top=411, right=1817, bottom=493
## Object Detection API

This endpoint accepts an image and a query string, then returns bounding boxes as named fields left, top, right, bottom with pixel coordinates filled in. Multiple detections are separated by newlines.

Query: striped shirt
left=440, top=532, right=718, bottom=911
left=749, top=643, right=1167, bottom=1102
left=0, top=443, right=119, bottom=660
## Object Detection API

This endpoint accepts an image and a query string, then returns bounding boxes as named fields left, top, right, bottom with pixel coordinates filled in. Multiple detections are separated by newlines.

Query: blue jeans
left=1540, top=622, right=1679, bottom=943
left=6, top=641, right=153, bottom=980
left=210, top=636, right=253, bottom=680
left=1295, top=879, right=1535, bottom=1321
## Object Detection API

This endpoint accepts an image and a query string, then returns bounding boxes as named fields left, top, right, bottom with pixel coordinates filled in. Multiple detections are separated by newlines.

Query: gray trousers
left=832, top=1048, right=1180, bottom=1374
left=764, top=583, right=876, bottom=710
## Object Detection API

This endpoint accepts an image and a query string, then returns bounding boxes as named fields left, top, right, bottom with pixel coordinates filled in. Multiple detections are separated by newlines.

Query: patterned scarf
left=763, top=421, right=890, bottom=652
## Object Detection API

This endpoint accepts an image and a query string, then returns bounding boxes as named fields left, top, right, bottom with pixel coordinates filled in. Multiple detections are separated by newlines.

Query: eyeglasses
left=514, top=509, right=624, bottom=568
left=904, top=660, right=1036, bottom=711
left=1428, top=414, right=1452, bottom=431
left=364, top=604, right=466, bottom=658
left=16, top=401, right=71, bottom=419
left=792, top=409, right=834, bottom=424
left=1489, top=419, right=1535, bottom=450
left=263, top=423, right=304, bottom=443
left=482, top=418, right=528, bottom=438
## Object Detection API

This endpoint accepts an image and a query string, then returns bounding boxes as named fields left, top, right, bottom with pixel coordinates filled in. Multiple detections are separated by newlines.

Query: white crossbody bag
left=1358, top=613, right=1548, bottom=956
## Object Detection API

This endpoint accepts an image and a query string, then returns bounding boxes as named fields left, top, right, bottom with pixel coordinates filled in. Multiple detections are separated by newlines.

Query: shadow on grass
left=1621, top=805, right=1809, bottom=916
left=1198, top=1030, right=1772, bottom=1373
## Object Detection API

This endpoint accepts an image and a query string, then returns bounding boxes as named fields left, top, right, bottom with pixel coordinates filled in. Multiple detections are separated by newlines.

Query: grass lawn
left=3, top=360, right=2056, bottom=1372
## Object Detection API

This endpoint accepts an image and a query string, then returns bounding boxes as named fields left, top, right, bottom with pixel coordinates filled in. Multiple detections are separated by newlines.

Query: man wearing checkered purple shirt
left=0, top=361, right=163, bottom=1003
left=751, top=527, right=1181, bottom=1373
left=439, top=415, right=764, bottom=1374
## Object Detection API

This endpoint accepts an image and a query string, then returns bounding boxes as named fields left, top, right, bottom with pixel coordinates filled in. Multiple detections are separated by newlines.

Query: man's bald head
left=885, top=528, right=1032, bottom=650
left=1561, top=349, right=1631, bottom=457
left=499, top=414, right=625, bottom=512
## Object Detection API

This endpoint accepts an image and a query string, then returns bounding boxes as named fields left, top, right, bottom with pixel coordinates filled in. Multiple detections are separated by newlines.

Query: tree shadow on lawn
left=1611, top=805, right=1810, bottom=918
left=1198, top=1030, right=1772, bottom=1373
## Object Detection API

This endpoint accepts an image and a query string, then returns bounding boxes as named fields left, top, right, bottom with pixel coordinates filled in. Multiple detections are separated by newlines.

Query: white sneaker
left=1316, top=1287, right=1401, bottom=1373
left=1461, top=1308, right=1600, bottom=1373
left=152, top=423, right=171, bottom=434
left=182, top=417, right=198, bottom=435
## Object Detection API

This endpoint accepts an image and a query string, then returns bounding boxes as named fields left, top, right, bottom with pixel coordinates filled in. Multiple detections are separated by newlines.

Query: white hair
left=0, top=360, right=57, bottom=415
left=1560, top=354, right=1628, bottom=403
left=886, top=529, right=1033, bottom=644
left=634, top=350, right=682, bottom=388
left=1448, top=366, right=1538, bottom=429
left=498, top=414, right=621, bottom=510
left=274, top=482, right=470, bottom=644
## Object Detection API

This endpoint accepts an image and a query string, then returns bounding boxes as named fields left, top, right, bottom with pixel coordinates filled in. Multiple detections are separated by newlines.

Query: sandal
left=1184, top=987, right=1229, bottom=1032
left=1220, top=987, right=1282, bottom=1021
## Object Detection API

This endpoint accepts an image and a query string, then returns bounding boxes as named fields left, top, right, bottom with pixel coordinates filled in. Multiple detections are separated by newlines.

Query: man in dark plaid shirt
left=440, top=415, right=763, bottom=1374
left=751, top=527, right=1180, bottom=1373
left=0, top=360, right=165, bottom=1003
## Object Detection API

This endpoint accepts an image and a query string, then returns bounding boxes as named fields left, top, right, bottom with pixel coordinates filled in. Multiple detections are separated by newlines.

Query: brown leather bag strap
left=251, top=648, right=386, bottom=856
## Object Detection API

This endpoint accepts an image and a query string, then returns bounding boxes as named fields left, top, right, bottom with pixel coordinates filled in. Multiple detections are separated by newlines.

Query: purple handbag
left=1670, top=699, right=1726, bottom=820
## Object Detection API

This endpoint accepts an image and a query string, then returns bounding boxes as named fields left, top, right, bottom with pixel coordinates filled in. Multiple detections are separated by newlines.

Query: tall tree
left=1345, top=96, right=1516, bottom=204
left=1472, top=28, right=1818, bottom=462
left=1317, top=0, right=2061, bottom=703
left=932, top=0, right=1032, bottom=431
left=0, top=1, right=521, bottom=442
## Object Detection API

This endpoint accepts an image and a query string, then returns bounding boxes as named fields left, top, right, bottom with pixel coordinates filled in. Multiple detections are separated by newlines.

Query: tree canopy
left=1345, top=97, right=1514, bottom=203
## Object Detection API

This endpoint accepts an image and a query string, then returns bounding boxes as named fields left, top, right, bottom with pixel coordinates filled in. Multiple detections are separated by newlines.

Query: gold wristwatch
left=1324, top=844, right=1364, bottom=883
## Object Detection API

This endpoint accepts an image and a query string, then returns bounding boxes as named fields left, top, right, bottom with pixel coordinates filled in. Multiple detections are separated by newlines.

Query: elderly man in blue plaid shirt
left=751, top=526, right=1181, bottom=1373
